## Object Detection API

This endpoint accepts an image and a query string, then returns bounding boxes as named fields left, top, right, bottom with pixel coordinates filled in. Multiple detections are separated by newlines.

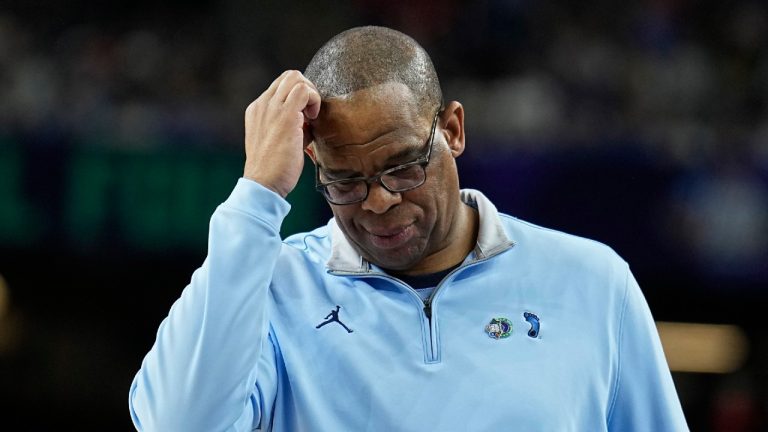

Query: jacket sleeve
left=607, top=268, right=689, bottom=431
left=129, top=178, right=289, bottom=431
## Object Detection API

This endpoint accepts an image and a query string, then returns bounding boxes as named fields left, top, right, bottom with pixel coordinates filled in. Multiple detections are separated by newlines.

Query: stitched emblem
left=485, top=317, right=512, bottom=339
left=524, top=311, right=540, bottom=338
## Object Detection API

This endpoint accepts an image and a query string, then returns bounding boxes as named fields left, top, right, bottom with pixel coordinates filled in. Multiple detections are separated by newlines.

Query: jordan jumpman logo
left=315, top=305, right=354, bottom=333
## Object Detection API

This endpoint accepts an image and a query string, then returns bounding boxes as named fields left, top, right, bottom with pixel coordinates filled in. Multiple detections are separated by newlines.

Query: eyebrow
left=319, top=167, right=359, bottom=180
left=385, top=145, right=426, bottom=166
left=320, top=144, right=425, bottom=180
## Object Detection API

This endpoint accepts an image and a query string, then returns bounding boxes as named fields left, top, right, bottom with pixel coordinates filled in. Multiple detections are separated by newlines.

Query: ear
left=440, top=101, right=465, bottom=158
left=304, top=142, right=317, bottom=163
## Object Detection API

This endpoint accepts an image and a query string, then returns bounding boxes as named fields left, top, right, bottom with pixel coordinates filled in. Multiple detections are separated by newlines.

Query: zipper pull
left=423, top=301, right=432, bottom=320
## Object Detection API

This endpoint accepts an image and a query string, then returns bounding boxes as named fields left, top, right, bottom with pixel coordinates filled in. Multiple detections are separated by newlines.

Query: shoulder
left=498, top=213, right=629, bottom=281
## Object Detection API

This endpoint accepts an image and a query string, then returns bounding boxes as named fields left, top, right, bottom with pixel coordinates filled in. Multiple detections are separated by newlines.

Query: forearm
left=129, top=179, right=289, bottom=431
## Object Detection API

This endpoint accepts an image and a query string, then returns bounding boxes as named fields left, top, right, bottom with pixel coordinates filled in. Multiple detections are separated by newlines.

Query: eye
left=387, top=164, right=423, bottom=181
left=328, top=180, right=361, bottom=193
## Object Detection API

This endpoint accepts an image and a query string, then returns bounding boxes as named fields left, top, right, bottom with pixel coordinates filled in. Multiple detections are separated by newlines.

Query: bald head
left=304, top=26, right=443, bottom=119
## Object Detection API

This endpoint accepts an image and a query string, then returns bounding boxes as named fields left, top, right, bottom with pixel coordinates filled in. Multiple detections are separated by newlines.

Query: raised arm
left=129, top=71, right=320, bottom=431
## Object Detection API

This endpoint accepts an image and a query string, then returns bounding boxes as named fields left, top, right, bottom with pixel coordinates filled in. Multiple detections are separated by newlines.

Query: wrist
left=243, top=172, right=288, bottom=198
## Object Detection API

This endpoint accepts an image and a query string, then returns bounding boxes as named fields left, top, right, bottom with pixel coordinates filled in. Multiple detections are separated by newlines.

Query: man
left=129, top=26, right=688, bottom=431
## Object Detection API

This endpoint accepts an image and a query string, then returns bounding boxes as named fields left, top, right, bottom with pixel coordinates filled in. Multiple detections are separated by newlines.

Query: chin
left=366, top=246, right=423, bottom=272
left=376, top=260, right=415, bottom=272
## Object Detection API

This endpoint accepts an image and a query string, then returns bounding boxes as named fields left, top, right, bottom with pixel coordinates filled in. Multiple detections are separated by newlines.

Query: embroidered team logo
left=485, top=317, right=512, bottom=339
left=524, top=311, right=540, bottom=338
left=315, top=305, right=354, bottom=333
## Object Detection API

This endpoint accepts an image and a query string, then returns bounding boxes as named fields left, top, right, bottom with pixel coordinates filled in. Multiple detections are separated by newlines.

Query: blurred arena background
left=0, top=0, right=766, bottom=430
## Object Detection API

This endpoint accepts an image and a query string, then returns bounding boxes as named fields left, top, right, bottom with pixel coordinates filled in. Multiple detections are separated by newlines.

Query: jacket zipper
left=332, top=254, right=504, bottom=363
left=360, top=273, right=439, bottom=362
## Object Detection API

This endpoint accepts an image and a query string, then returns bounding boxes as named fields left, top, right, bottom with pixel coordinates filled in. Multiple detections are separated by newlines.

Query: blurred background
left=1, top=0, right=767, bottom=430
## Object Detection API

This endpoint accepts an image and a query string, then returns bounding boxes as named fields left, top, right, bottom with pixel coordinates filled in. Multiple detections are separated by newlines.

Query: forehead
left=311, top=82, right=422, bottom=150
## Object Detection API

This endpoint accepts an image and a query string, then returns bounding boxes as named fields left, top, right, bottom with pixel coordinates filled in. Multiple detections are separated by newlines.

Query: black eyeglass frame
left=314, top=108, right=442, bottom=205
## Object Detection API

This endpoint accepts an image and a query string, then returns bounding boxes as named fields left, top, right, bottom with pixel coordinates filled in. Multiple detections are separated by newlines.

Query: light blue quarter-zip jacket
left=129, top=178, right=688, bottom=431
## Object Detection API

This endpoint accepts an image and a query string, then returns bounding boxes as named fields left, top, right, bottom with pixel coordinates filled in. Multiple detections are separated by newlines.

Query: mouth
left=365, top=223, right=415, bottom=250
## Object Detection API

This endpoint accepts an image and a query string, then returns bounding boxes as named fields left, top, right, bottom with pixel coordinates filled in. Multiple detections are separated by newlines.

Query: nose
left=360, top=182, right=401, bottom=214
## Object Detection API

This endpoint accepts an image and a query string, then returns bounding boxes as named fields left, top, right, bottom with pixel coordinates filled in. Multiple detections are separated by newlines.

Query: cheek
left=423, top=160, right=456, bottom=201
left=419, top=161, right=459, bottom=222
left=403, top=184, right=443, bottom=227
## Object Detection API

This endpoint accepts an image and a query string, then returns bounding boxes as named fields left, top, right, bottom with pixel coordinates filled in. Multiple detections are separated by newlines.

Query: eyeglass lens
left=323, top=164, right=426, bottom=204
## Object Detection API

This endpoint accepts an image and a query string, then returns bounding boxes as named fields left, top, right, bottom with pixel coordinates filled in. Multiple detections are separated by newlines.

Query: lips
left=365, top=223, right=415, bottom=249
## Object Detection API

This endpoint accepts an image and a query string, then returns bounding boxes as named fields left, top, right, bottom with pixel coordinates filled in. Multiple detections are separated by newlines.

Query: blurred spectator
left=666, top=145, right=768, bottom=282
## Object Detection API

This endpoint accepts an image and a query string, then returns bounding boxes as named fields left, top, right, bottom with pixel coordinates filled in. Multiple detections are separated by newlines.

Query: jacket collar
left=327, top=189, right=514, bottom=274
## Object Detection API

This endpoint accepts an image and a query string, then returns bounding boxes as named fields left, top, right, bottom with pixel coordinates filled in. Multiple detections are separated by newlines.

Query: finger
left=284, top=81, right=322, bottom=119
left=273, top=70, right=305, bottom=103
left=274, top=71, right=319, bottom=105
left=262, top=70, right=294, bottom=100
left=303, top=85, right=322, bottom=119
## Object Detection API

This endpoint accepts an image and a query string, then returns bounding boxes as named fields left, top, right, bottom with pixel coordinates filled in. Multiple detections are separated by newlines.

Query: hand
left=243, top=70, right=321, bottom=197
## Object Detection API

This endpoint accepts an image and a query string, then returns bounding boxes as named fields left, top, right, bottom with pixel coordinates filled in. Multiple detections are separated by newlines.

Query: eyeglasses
left=315, top=109, right=441, bottom=205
